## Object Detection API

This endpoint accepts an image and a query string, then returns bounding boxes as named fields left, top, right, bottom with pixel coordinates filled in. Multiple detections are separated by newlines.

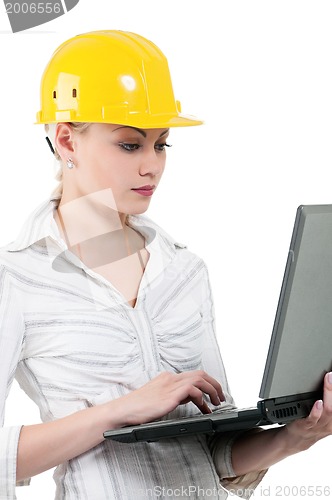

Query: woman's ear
left=55, top=123, right=75, bottom=163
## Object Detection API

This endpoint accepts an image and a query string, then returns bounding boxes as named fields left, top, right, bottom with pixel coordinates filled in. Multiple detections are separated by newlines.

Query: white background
left=0, top=1, right=332, bottom=498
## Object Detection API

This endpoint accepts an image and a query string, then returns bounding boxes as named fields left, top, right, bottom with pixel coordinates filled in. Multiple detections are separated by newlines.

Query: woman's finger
left=305, top=399, right=323, bottom=427
left=184, top=386, right=213, bottom=414
left=321, top=372, right=332, bottom=416
left=179, top=370, right=225, bottom=405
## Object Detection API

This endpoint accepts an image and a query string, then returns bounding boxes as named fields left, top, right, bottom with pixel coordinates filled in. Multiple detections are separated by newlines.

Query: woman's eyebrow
left=112, top=126, right=147, bottom=137
left=112, top=126, right=170, bottom=138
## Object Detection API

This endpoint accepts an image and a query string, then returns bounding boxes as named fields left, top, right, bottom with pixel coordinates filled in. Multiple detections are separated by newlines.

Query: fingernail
left=316, top=400, right=323, bottom=410
left=328, top=372, right=332, bottom=385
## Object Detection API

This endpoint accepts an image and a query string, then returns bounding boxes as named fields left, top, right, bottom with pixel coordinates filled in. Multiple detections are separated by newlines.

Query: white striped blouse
left=0, top=198, right=265, bottom=499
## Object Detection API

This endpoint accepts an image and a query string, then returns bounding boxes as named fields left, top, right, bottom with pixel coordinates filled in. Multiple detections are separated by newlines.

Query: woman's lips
left=132, top=185, right=155, bottom=197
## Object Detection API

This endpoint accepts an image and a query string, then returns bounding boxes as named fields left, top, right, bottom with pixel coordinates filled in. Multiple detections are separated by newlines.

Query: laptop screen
left=260, top=205, right=332, bottom=399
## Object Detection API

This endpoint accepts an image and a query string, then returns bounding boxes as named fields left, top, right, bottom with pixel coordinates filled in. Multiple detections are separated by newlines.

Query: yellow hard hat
left=36, top=30, right=203, bottom=128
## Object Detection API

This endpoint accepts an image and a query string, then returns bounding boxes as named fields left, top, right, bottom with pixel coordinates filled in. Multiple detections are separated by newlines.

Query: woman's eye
left=155, top=142, right=172, bottom=152
left=118, top=142, right=172, bottom=152
left=119, top=143, right=142, bottom=152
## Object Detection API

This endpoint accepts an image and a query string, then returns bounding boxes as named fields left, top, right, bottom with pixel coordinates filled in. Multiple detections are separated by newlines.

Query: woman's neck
left=56, top=189, right=127, bottom=248
left=54, top=189, right=149, bottom=306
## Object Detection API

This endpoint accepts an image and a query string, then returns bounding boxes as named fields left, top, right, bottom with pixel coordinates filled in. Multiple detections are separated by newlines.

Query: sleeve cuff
left=0, top=425, right=31, bottom=499
left=16, top=478, right=31, bottom=487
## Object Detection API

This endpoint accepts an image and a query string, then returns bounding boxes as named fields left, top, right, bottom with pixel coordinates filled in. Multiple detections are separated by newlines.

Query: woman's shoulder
left=0, top=248, right=15, bottom=280
left=0, top=243, right=21, bottom=271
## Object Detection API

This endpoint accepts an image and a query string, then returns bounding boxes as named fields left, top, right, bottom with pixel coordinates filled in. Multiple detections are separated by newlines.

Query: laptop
left=104, top=204, right=332, bottom=443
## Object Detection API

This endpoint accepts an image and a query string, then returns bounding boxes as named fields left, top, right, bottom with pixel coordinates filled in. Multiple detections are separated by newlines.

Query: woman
left=0, top=30, right=331, bottom=500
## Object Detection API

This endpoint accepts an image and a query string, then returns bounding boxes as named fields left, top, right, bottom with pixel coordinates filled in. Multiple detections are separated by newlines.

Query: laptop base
left=104, top=391, right=320, bottom=443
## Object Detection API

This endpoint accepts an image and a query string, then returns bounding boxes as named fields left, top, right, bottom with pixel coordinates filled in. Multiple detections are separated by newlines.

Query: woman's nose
left=139, top=149, right=165, bottom=177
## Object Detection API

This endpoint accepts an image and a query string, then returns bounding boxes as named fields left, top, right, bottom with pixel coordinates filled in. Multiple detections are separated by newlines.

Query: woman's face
left=62, top=123, right=170, bottom=215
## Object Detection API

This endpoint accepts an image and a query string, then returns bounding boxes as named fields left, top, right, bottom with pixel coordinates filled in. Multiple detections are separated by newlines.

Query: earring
left=66, top=158, right=75, bottom=169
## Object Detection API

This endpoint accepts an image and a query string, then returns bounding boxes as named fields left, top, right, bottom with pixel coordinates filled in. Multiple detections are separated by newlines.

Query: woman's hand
left=281, top=371, right=332, bottom=452
left=231, top=371, right=332, bottom=477
left=17, top=370, right=224, bottom=481
left=118, top=370, right=225, bottom=426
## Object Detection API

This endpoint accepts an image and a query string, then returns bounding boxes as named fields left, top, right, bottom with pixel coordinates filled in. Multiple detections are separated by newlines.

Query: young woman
left=1, top=30, right=332, bottom=500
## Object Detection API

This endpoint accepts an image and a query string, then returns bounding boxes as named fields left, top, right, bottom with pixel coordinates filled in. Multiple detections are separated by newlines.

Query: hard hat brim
left=36, top=112, right=203, bottom=128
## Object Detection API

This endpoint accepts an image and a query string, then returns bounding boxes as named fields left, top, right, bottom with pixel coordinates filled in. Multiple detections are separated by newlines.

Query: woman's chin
left=124, top=200, right=152, bottom=216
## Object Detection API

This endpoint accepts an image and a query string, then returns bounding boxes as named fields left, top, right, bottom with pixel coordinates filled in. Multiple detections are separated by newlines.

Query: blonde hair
left=45, top=122, right=90, bottom=198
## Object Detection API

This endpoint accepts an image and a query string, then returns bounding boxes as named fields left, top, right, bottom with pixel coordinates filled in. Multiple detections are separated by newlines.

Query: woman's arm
left=17, top=402, right=116, bottom=481
left=16, top=369, right=223, bottom=481
left=231, top=371, right=332, bottom=477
